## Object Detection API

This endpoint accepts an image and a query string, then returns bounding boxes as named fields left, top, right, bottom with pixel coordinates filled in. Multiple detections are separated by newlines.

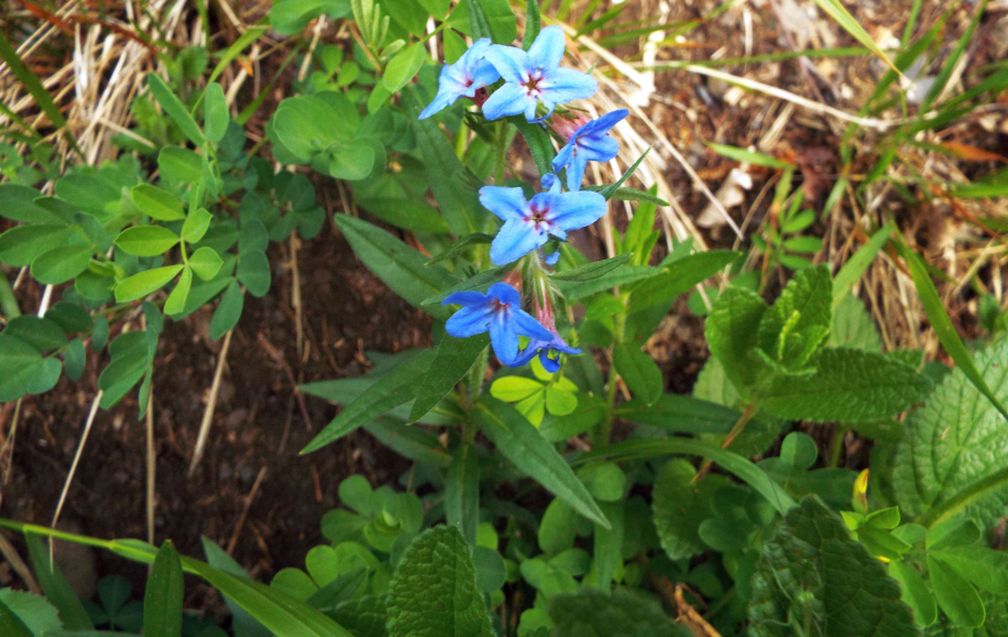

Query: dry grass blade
left=189, top=329, right=234, bottom=476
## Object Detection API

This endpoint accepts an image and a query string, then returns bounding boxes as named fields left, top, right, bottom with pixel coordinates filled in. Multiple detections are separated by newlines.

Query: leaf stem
left=827, top=425, right=847, bottom=468
left=692, top=402, right=758, bottom=483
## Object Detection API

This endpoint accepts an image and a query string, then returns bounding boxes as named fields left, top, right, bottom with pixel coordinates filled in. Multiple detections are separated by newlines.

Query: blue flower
left=514, top=332, right=581, bottom=373
left=482, top=26, right=597, bottom=122
left=479, top=184, right=607, bottom=265
left=442, top=282, right=553, bottom=365
left=552, top=109, right=628, bottom=190
left=419, top=38, right=501, bottom=120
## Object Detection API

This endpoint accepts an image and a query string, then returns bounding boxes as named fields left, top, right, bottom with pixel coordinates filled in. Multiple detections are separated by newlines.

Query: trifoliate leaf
left=386, top=526, right=493, bottom=637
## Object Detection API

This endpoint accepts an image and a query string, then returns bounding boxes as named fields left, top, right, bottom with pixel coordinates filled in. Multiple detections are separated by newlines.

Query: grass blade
left=812, top=0, right=900, bottom=74
left=894, top=237, right=1008, bottom=421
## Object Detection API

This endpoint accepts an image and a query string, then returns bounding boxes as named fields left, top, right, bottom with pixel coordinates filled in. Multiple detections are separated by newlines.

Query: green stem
left=595, top=298, right=627, bottom=448
left=828, top=425, right=848, bottom=468
left=917, top=466, right=1008, bottom=528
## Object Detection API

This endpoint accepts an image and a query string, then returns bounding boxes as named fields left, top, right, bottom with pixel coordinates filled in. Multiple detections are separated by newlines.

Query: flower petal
left=539, top=350, right=562, bottom=373
left=479, top=186, right=527, bottom=222
left=418, top=89, right=458, bottom=120
left=576, top=108, right=628, bottom=136
left=541, top=67, right=598, bottom=105
left=442, top=290, right=487, bottom=306
left=489, top=312, right=520, bottom=364
left=487, top=282, right=521, bottom=306
left=551, top=141, right=574, bottom=174
left=546, top=191, right=607, bottom=232
left=528, top=26, right=566, bottom=71
left=484, top=45, right=527, bottom=83
left=490, top=218, right=547, bottom=265
left=481, top=82, right=531, bottom=120
left=446, top=305, right=494, bottom=337
left=564, top=152, right=591, bottom=191
left=512, top=309, right=554, bottom=341
left=576, top=135, right=619, bottom=163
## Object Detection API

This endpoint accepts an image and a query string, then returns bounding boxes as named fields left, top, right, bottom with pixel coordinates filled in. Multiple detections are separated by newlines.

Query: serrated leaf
left=549, top=589, right=682, bottom=637
left=25, top=533, right=93, bottom=630
left=0, top=589, right=62, bottom=637
left=334, top=214, right=457, bottom=313
left=0, top=598, right=33, bottom=637
left=748, top=497, right=918, bottom=637
left=612, top=344, right=662, bottom=406
left=892, top=339, right=1008, bottom=529
left=144, top=541, right=184, bottom=637
left=301, top=350, right=436, bottom=453
left=830, top=294, right=882, bottom=351
left=652, top=460, right=725, bottom=560
left=474, top=397, right=608, bottom=528
left=114, top=265, right=183, bottom=303
left=386, top=526, right=493, bottom=637
left=704, top=286, right=768, bottom=393
left=115, top=225, right=180, bottom=257
left=760, top=348, right=931, bottom=423
left=756, top=265, right=832, bottom=369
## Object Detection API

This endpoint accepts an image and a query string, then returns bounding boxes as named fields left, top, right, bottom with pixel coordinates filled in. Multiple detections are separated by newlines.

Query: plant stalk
left=693, top=402, right=758, bottom=483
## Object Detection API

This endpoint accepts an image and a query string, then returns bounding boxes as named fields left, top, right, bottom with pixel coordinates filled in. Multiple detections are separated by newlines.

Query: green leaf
left=386, top=526, right=493, bottom=637
left=236, top=251, right=270, bottom=297
left=181, top=207, right=213, bottom=244
left=748, top=497, right=918, bottom=637
left=382, top=43, right=426, bottom=93
left=146, top=73, right=204, bottom=145
left=491, top=376, right=543, bottom=402
left=412, top=113, right=479, bottom=236
left=189, top=246, right=223, bottom=281
left=445, top=442, right=480, bottom=545
left=538, top=498, right=577, bottom=555
left=652, top=460, right=724, bottom=560
left=812, top=0, right=899, bottom=73
left=408, top=335, right=487, bottom=421
left=0, top=32, right=67, bottom=131
left=896, top=238, right=1008, bottom=420
left=832, top=222, right=894, bottom=309
left=927, top=555, right=985, bottom=628
left=334, top=214, right=457, bottom=312
left=115, top=226, right=180, bottom=257
left=612, top=344, right=662, bottom=406
left=551, top=255, right=628, bottom=282
left=0, top=334, right=62, bottom=401
left=756, top=265, right=832, bottom=370
left=4, top=315, right=66, bottom=351
left=203, top=83, right=229, bottom=143
left=513, top=119, right=555, bottom=177
left=30, top=245, right=92, bottom=285
left=158, top=146, right=203, bottom=184
left=705, top=285, right=768, bottom=393
left=0, top=589, right=62, bottom=637
left=0, top=225, right=73, bottom=267
left=115, top=265, right=183, bottom=303
left=830, top=294, right=882, bottom=351
left=464, top=0, right=516, bottom=43
left=269, top=0, right=351, bottom=35
left=301, top=350, right=436, bottom=453
left=143, top=541, right=183, bottom=637
left=64, top=338, right=86, bottom=381
left=893, top=339, right=1008, bottom=529
left=131, top=184, right=185, bottom=222
left=163, top=267, right=192, bottom=316
left=25, top=533, right=93, bottom=630
left=549, top=590, right=682, bottom=637
left=98, top=331, right=151, bottom=408
left=210, top=280, right=243, bottom=339
left=554, top=264, right=660, bottom=300
left=474, top=397, right=609, bottom=528
left=616, top=393, right=746, bottom=434
left=523, top=0, right=541, bottom=49
left=0, top=598, right=33, bottom=637
left=888, top=561, right=938, bottom=627
left=709, top=142, right=794, bottom=169
left=761, top=348, right=931, bottom=423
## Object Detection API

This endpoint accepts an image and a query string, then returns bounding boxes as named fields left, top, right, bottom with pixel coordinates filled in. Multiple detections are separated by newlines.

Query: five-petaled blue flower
left=480, top=180, right=607, bottom=265
left=419, top=38, right=500, bottom=120
left=552, top=109, right=628, bottom=190
left=482, top=26, right=597, bottom=122
left=442, top=283, right=553, bottom=365
left=514, top=332, right=581, bottom=373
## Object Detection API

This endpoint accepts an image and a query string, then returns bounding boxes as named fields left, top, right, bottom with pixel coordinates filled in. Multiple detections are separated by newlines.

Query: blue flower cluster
left=419, top=27, right=628, bottom=371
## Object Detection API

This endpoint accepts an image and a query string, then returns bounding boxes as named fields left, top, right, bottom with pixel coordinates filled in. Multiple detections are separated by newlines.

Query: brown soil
left=0, top=224, right=424, bottom=599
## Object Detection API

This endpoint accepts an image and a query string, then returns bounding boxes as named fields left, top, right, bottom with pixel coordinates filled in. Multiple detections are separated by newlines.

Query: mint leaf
left=386, top=526, right=493, bottom=637
left=830, top=294, right=882, bottom=352
left=652, top=459, right=725, bottom=560
left=549, top=589, right=684, bottom=637
left=749, top=497, right=918, bottom=637
left=705, top=286, right=768, bottom=394
left=756, top=265, right=831, bottom=370
left=892, top=339, right=1008, bottom=528
left=760, top=348, right=932, bottom=423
